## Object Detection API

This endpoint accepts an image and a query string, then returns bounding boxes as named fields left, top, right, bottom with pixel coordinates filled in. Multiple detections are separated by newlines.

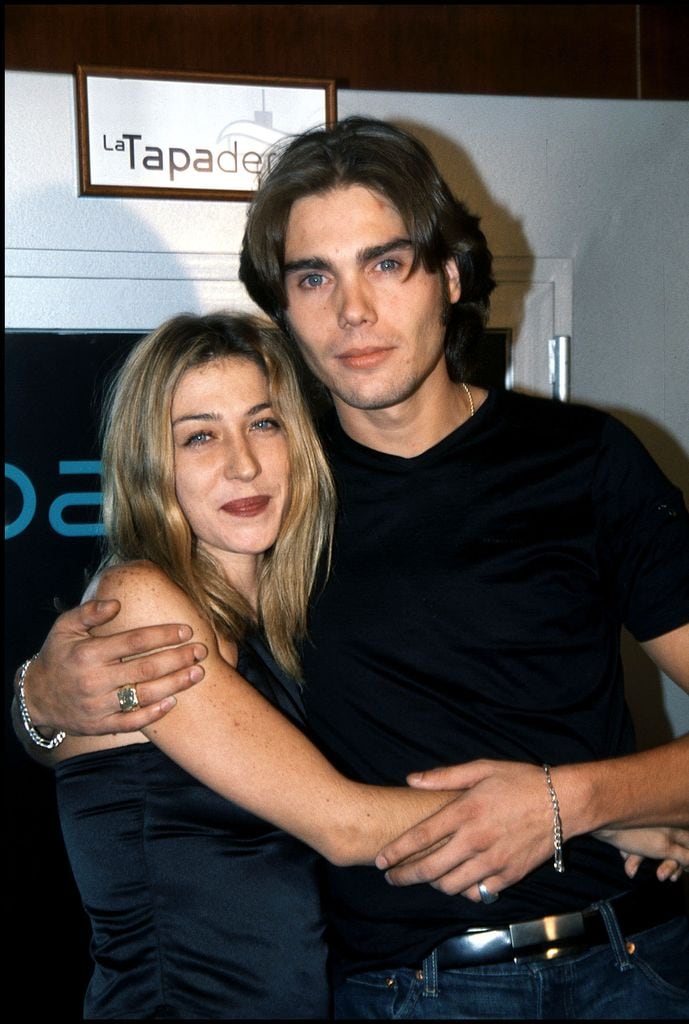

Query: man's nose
left=337, top=275, right=377, bottom=329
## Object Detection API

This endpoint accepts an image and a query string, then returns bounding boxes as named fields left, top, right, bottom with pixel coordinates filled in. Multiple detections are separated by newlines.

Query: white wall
left=339, top=91, right=689, bottom=473
left=6, top=71, right=688, bottom=741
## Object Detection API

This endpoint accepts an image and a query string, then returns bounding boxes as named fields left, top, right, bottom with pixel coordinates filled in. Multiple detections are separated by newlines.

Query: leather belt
left=430, top=889, right=680, bottom=968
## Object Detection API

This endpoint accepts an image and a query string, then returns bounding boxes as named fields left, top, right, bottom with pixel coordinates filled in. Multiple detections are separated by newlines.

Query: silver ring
left=117, top=685, right=140, bottom=713
left=478, top=882, right=499, bottom=904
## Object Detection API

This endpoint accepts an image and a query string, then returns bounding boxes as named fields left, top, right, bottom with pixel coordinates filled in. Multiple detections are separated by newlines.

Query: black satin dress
left=55, top=637, right=330, bottom=1020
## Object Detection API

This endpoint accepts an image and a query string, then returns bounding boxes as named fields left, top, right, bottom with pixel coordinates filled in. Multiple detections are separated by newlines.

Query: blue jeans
left=334, top=912, right=689, bottom=1019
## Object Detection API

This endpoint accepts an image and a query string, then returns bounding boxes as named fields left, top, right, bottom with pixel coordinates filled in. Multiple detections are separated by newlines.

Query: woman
left=47, top=312, right=457, bottom=1020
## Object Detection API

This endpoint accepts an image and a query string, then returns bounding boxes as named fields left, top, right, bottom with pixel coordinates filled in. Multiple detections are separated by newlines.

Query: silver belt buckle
left=509, top=911, right=585, bottom=963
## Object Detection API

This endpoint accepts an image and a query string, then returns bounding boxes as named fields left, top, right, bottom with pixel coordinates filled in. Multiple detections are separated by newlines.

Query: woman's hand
left=595, top=825, right=689, bottom=883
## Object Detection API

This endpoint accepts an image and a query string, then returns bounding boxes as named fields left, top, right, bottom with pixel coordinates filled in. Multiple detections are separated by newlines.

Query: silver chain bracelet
left=543, top=763, right=565, bottom=873
left=17, top=654, right=66, bottom=750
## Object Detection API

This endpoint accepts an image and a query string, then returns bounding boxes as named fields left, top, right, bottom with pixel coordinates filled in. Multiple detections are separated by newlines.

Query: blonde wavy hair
left=99, top=311, right=336, bottom=679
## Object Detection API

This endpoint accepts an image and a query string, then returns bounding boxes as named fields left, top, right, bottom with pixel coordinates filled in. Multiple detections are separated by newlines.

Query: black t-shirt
left=301, top=388, right=689, bottom=976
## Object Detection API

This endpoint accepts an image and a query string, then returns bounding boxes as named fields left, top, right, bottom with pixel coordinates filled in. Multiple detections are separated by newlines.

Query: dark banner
left=5, top=331, right=143, bottom=1013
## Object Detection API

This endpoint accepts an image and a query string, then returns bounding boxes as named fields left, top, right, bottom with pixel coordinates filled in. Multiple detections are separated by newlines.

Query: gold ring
left=117, top=685, right=140, bottom=713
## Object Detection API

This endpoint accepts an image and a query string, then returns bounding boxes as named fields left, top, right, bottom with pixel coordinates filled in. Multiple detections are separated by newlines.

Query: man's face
left=283, top=185, right=460, bottom=416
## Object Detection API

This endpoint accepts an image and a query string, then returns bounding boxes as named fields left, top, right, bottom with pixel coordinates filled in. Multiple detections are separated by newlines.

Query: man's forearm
left=557, top=734, right=689, bottom=839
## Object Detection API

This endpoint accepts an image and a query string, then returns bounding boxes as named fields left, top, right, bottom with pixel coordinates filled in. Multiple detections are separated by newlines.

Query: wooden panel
left=6, top=4, right=686, bottom=100
left=639, top=5, right=689, bottom=99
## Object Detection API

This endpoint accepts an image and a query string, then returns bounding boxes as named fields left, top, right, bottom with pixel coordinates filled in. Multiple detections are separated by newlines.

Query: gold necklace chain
left=462, top=382, right=475, bottom=418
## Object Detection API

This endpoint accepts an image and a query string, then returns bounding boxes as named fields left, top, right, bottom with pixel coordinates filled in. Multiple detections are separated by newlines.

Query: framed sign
left=76, top=66, right=337, bottom=201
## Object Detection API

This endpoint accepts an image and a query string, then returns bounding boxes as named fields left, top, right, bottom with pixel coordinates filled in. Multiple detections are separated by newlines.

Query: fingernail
left=375, top=855, right=388, bottom=870
left=407, top=772, right=423, bottom=783
left=190, top=666, right=204, bottom=682
left=160, top=697, right=177, bottom=712
left=178, top=625, right=193, bottom=640
left=192, top=644, right=206, bottom=661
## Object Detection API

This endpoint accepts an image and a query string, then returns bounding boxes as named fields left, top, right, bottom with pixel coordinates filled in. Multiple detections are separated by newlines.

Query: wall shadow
left=394, top=119, right=535, bottom=374
left=589, top=404, right=689, bottom=749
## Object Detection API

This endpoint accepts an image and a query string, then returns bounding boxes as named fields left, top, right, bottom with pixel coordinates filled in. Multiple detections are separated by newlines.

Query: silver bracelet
left=16, top=654, right=66, bottom=750
left=543, top=763, right=565, bottom=873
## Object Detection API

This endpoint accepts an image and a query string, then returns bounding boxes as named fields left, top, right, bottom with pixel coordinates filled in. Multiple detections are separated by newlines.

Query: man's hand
left=375, top=760, right=689, bottom=899
left=374, top=760, right=552, bottom=901
left=18, top=600, right=207, bottom=736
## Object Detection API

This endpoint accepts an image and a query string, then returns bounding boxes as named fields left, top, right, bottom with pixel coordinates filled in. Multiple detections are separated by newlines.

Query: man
left=15, top=117, right=689, bottom=1018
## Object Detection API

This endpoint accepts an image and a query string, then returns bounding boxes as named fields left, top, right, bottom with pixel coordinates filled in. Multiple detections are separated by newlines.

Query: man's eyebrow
left=283, top=256, right=332, bottom=275
left=283, top=238, right=413, bottom=276
left=358, top=238, right=413, bottom=263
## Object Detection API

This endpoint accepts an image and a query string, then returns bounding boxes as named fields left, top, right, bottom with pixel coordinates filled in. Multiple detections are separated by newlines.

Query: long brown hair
left=99, top=311, right=336, bottom=678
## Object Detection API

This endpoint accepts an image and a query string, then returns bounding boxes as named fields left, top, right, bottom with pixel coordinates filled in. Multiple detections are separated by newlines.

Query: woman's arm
left=81, top=562, right=455, bottom=867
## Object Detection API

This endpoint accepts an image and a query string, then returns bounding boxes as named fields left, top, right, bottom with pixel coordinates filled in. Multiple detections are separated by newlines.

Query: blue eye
left=250, top=418, right=281, bottom=432
left=301, top=273, right=325, bottom=288
left=378, top=258, right=399, bottom=271
left=184, top=431, right=212, bottom=447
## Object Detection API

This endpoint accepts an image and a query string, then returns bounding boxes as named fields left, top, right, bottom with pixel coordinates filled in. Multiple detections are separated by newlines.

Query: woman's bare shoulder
left=85, top=558, right=170, bottom=593
left=85, top=560, right=210, bottom=637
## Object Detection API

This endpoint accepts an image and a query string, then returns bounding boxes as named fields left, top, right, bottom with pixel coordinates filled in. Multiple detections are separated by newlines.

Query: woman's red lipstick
left=221, top=496, right=270, bottom=517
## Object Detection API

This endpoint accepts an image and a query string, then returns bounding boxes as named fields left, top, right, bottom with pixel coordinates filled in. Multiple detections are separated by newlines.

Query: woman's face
left=171, top=356, right=290, bottom=588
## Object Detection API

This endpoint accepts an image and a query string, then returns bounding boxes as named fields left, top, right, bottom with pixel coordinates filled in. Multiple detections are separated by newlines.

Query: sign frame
left=76, top=65, right=337, bottom=201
